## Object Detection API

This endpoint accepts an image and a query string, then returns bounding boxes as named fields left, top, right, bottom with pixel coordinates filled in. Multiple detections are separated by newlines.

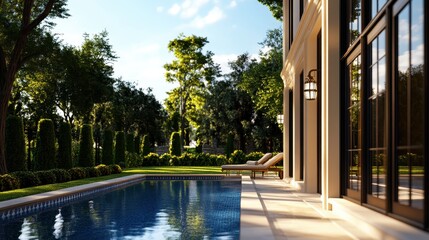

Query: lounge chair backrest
left=262, top=153, right=283, bottom=167
left=257, top=153, right=273, bottom=165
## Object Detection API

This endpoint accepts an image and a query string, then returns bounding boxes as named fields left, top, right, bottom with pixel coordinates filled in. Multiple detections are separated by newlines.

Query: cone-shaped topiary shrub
left=78, top=124, right=94, bottom=167
left=6, top=115, right=26, bottom=172
left=141, top=134, right=151, bottom=156
left=115, top=131, right=125, bottom=165
left=58, top=122, right=73, bottom=169
left=126, top=133, right=134, bottom=153
left=102, top=129, right=114, bottom=165
left=134, top=135, right=141, bottom=154
left=35, top=119, right=56, bottom=170
left=169, top=132, right=181, bottom=156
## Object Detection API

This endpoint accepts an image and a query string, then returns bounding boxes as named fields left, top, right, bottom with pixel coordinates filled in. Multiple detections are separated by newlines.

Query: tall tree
left=164, top=34, right=220, bottom=148
left=0, top=0, right=68, bottom=173
left=257, top=0, right=283, bottom=21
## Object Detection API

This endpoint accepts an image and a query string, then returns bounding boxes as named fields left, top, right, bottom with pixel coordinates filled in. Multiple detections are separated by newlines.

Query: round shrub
left=102, top=129, right=114, bottom=165
left=109, top=164, right=122, bottom=174
left=11, top=171, right=40, bottom=188
left=246, top=152, right=264, bottom=161
left=126, top=133, right=135, bottom=153
left=143, top=153, right=160, bottom=166
left=159, top=153, right=171, bottom=166
left=115, top=131, right=125, bottom=164
left=35, top=119, right=56, bottom=170
left=96, top=164, right=111, bottom=176
left=78, top=124, right=94, bottom=167
left=6, top=115, right=26, bottom=172
left=35, top=171, right=57, bottom=185
left=230, top=150, right=246, bottom=164
left=141, top=135, right=151, bottom=156
left=126, top=152, right=142, bottom=167
left=68, top=167, right=86, bottom=180
left=169, top=155, right=179, bottom=166
left=179, top=153, right=193, bottom=166
left=85, top=167, right=101, bottom=178
left=169, top=132, right=181, bottom=156
left=0, top=174, right=20, bottom=191
left=58, top=122, right=73, bottom=169
left=50, top=169, right=71, bottom=183
left=216, top=155, right=229, bottom=165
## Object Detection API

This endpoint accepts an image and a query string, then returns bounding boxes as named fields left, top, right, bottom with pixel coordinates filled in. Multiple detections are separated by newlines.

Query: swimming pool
left=0, top=177, right=241, bottom=239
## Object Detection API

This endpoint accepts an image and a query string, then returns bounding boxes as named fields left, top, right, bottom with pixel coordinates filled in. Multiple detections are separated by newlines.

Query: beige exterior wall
left=281, top=0, right=341, bottom=209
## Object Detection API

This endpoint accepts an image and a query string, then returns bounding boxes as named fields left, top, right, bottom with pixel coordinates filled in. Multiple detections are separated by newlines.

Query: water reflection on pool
left=0, top=180, right=241, bottom=240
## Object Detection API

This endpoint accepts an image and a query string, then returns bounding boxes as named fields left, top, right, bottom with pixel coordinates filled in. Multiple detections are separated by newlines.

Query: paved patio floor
left=240, top=174, right=429, bottom=240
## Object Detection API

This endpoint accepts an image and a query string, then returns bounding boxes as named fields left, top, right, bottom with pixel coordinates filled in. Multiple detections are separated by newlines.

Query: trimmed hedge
left=169, top=132, right=181, bottom=156
left=95, top=164, right=111, bottom=176
left=85, top=167, right=101, bottom=178
left=230, top=150, right=246, bottom=164
left=78, top=124, right=94, bottom=167
left=35, top=171, right=56, bottom=185
left=115, top=131, right=125, bottom=164
left=11, top=171, right=40, bottom=188
left=58, top=122, right=73, bottom=169
left=68, top=167, right=86, bottom=180
left=35, top=119, right=56, bottom=170
left=102, top=129, right=114, bottom=165
left=6, top=115, right=26, bottom=172
left=50, top=169, right=71, bottom=183
left=109, top=164, right=122, bottom=174
left=0, top=174, right=20, bottom=191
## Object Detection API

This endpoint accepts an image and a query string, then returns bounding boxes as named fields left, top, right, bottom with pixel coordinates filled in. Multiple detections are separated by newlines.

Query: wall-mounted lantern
left=277, top=114, right=284, bottom=124
left=304, top=69, right=318, bottom=100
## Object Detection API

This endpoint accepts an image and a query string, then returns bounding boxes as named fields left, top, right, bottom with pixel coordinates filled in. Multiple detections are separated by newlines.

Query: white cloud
left=213, top=54, right=238, bottom=74
left=229, top=0, right=237, bottom=8
left=190, top=6, right=225, bottom=28
left=168, top=3, right=181, bottom=16
left=156, top=6, right=164, bottom=13
left=167, top=0, right=210, bottom=19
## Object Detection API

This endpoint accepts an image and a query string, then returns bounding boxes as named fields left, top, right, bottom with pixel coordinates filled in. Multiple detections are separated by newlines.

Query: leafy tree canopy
left=257, top=0, right=283, bottom=21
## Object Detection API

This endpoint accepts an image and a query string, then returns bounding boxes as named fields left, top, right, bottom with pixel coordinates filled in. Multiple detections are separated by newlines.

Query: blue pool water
left=0, top=179, right=241, bottom=239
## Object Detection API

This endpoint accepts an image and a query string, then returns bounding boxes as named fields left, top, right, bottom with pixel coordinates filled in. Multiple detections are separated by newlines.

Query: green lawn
left=0, top=166, right=222, bottom=202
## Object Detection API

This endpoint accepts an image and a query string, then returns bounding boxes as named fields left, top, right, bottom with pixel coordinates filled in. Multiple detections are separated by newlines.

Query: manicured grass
left=0, top=166, right=222, bottom=202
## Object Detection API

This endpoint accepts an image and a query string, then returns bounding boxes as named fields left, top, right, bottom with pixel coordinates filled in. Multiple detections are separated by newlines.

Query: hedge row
left=122, top=151, right=268, bottom=168
left=0, top=164, right=122, bottom=192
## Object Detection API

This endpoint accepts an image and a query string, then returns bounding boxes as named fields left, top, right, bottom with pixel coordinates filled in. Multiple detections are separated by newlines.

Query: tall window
left=348, top=0, right=361, bottom=45
left=348, top=56, right=362, bottom=192
left=368, top=30, right=387, bottom=199
left=395, top=0, right=425, bottom=210
left=371, top=0, right=387, bottom=18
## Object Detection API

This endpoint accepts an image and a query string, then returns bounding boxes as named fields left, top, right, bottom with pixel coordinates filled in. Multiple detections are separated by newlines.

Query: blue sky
left=52, top=0, right=282, bottom=102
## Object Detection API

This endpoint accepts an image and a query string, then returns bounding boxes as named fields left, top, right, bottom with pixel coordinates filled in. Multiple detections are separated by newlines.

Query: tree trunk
left=0, top=81, right=12, bottom=174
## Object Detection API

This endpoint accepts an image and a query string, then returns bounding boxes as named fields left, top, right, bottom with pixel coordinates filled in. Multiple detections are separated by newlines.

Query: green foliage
left=35, top=171, right=56, bottom=185
left=0, top=174, right=20, bottom=192
left=78, top=124, right=94, bottom=167
left=11, top=171, right=40, bottom=189
left=160, top=153, right=172, bottom=166
left=257, top=0, right=283, bottom=21
left=85, top=167, right=101, bottom=178
left=143, top=153, right=160, bottom=166
left=102, top=129, right=114, bottom=164
left=169, top=132, right=181, bottom=156
left=141, top=135, right=151, bottom=156
left=68, top=167, right=87, bottom=180
left=125, top=152, right=142, bottom=168
left=126, top=133, right=135, bottom=153
left=115, top=131, right=126, bottom=164
left=50, top=169, right=71, bottom=183
left=134, top=135, right=141, bottom=154
left=96, top=164, right=111, bottom=176
left=246, top=152, right=265, bottom=161
left=225, top=133, right=234, bottom=158
left=109, top=164, right=122, bottom=174
left=35, top=119, right=57, bottom=170
left=230, top=150, right=246, bottom=164
left=195, top=140, right=202, bottom=154
left=58, top=122, right=73, bottom=169
left=6, top=116, right=26, bottom=172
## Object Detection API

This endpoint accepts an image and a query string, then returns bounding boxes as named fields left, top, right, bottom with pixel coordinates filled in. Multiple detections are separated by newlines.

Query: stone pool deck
left=241, top=174, right=429, bottom=240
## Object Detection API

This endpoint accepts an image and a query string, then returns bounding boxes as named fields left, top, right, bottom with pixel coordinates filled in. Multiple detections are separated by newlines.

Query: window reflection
left=395, top=0, right=425, bottom=209
left=348, top=0, right=361, bottom=44
left=348, top=55, right=361, bottom=191
left=368, top=30, right=386, bottom=199
left=371, top=0, right=387, bottom=18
